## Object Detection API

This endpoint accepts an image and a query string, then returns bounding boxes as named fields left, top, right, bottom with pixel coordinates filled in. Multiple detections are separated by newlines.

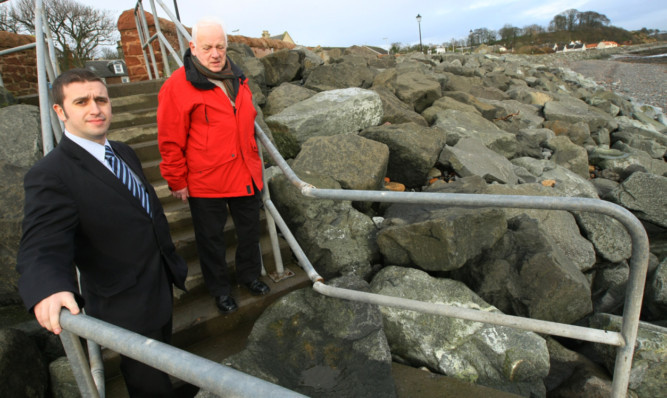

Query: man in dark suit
left=16, top=68, right=187, bottom=397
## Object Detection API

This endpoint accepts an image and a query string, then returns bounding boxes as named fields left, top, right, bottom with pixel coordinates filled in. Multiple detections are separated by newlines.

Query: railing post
left=59, top=330, right=100, bottom=398
left=34, top=0, right=54, bottom=154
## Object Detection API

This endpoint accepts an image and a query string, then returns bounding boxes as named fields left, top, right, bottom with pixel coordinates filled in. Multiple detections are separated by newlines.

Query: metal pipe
left=41, top=7, right=59, bottom=76
left=86, top=339, right=106, bottom=398
left=0, top=42, right=37, bottom=56
left=313, top=282, right=624, bottom=346
left=34, top=0, right=54, bottom=154
left=257, top=133, right=285, bottom=277
left=133, top=10, right=154, bottom=80
left=156, top=0, right=192, bottom=41
left=147, top=0, right=171, bottom=77
left=155, top=31, right=184, bottom=68
left=136, top=2, right=160, bottom=79
left=263, top=199, right=323, bottom=283
left=59, top=330, right=100, bottom=397
left=59, top=310, right=306, bottom=397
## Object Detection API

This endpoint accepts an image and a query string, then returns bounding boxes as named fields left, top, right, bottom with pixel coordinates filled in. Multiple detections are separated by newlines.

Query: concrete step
left=102, top=263, right=311, bottom=397
left=111, top=93, right=159, bottom=114
left=106, top=79, right=165, bottom=98
left=129, top=139, right=161, bottom=163
left=109, top=109, right=157, bottom=131
left=107, top=123, right=158, bottom=145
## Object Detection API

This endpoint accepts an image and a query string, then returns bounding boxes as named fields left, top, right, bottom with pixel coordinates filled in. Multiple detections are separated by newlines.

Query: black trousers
left=119, top=319, right=175, bottom=397
left=188, top=193, right=262, bottom=297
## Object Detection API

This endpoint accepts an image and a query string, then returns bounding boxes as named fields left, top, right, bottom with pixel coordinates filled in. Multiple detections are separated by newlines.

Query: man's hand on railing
left=34, top=291, right=80, bottom=335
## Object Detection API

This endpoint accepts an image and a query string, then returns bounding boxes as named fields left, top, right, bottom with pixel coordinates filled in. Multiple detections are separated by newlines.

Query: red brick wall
left=0, top=31, right=38, bottom=97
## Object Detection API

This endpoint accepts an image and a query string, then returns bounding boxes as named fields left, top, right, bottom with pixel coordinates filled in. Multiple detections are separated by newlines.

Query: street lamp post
left=416, top=14, right=422, bottom=53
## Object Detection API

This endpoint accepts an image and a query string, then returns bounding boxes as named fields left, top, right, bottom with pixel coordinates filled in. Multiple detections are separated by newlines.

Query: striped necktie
left=104, top=145, right=151, bottom=216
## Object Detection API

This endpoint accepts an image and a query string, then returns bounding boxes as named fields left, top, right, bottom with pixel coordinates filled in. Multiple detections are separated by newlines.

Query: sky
left=73, top=0, right=667, bottom=49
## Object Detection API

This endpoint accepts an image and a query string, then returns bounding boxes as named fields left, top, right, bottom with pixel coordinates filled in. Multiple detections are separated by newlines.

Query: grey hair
left=191, top=17, right=228, bottom=47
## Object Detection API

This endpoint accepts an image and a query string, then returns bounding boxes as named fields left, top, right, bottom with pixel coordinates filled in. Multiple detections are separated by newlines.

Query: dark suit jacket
left=16, top=135, right=187, bottom=334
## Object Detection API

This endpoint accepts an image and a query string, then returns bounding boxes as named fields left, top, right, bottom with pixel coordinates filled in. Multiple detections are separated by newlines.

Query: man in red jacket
left=157, top=17, right=269, bottom=313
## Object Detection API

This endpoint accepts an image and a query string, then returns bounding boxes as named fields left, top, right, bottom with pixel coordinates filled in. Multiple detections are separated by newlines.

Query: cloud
left=521, top=0, right=589, bottom=21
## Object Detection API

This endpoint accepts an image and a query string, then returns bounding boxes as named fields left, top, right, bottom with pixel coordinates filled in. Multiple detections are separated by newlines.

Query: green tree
left=577, top=11, right=610, bottom=29
left=499, top=24, right=520, bottom=47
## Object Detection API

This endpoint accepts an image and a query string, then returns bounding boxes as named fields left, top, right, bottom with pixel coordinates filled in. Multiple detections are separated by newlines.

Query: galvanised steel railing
left=58, top=309, right=307, bottom=397
left=1, top=0, right=62, bottom=153
left=254, top=121, right=649, bottom=398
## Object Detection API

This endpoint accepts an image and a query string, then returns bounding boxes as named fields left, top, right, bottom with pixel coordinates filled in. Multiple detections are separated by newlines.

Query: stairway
left=101, top=80, right=311, bottom=397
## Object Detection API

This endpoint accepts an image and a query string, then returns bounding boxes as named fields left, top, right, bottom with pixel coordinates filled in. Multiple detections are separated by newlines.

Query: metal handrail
left=253, top=122, right=649, bottom=398
left=134, top=0, right=191, bottom=79
left=59, top=310, right=306, bottom=397
left=1, top=0, right=65, bottom=154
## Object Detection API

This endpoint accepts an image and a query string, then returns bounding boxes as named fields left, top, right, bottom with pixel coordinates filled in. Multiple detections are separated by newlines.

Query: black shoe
left=215, top=295, right=238, bottom=313
left=245, top=279, right=270, bottom=296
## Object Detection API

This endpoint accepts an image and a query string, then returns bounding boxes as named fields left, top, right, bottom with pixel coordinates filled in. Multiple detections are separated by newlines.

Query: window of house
left=113, top=63, right=124, bottom=74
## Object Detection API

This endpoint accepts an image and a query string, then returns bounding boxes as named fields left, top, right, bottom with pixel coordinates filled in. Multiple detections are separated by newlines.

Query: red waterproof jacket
left=157, top=52, right=263, bottom=198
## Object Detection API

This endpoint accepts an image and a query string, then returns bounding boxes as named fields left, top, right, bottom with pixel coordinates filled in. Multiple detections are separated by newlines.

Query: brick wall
left=0, top=31, right=38, bottom=97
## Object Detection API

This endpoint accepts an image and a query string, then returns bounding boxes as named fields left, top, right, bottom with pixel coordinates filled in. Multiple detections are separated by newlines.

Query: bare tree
left=0, top=2, right=19, bottom=32
left=5, top=0, right=116, bottom=69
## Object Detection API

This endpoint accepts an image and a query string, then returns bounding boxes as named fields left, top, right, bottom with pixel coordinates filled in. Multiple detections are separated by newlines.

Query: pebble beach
left=538, top=43, right=667, bottom=112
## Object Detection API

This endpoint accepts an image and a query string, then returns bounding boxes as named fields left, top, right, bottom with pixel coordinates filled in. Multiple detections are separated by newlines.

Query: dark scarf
left=184, top=48, right=239, bottom=102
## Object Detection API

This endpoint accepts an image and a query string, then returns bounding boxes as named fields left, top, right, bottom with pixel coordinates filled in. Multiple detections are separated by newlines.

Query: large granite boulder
left=291, top=133, right=389, bottom=191
left=545, top=135, right=590, bottom=179
left=265, top=88, right=383, bottom=158
left=585, top=313, right=667, bottom=398
left=304, top=62, right=377, bottom=91
left=510, top=157, right=599, bottom=199
left=370, top=266, right=550, bottom=396
left=360, top=122, right=447, bottom=188
left=574, top=212, right=632, bottom=264
left=544, top=337, right=616, bottom=397
left=543, top=99, right=618, bottom=132
left=452, top=216, right=592, bottom=324
left=0, top=105, right=43, bottom=167
left=421, top=95, right=481, bottom=125
left=259, top=49, right=302, bottom=87
left=377, top=208, right=507, bottom=272
left=49, top=356, right=79, bottom=398
left=371, top=86, right=428, bottom=127
left=604, top=172, right=667, bottom=228
left=269, top=172, right=378, bottom=279
left=484, top=182, right=597, bottom=272
left=393, top=71, right=442, bottom=113
left=0, top=328, right=49, bottom=397
left=439, top=137, right=519, bottom=184
left=213, top=275, right=395, bottom=398
left=0, top=104, right=42, bottom=305
left=263, top=82, right=316, bottom=117
left=482, top=99, right=545, bottom=133
left=644, top=258, right=667, bottom=320
left=432, top=109, right=519, bottom=159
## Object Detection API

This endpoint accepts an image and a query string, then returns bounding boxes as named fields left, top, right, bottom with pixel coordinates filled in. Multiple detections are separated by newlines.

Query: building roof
left=84, top=60, right=128, bottom=78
